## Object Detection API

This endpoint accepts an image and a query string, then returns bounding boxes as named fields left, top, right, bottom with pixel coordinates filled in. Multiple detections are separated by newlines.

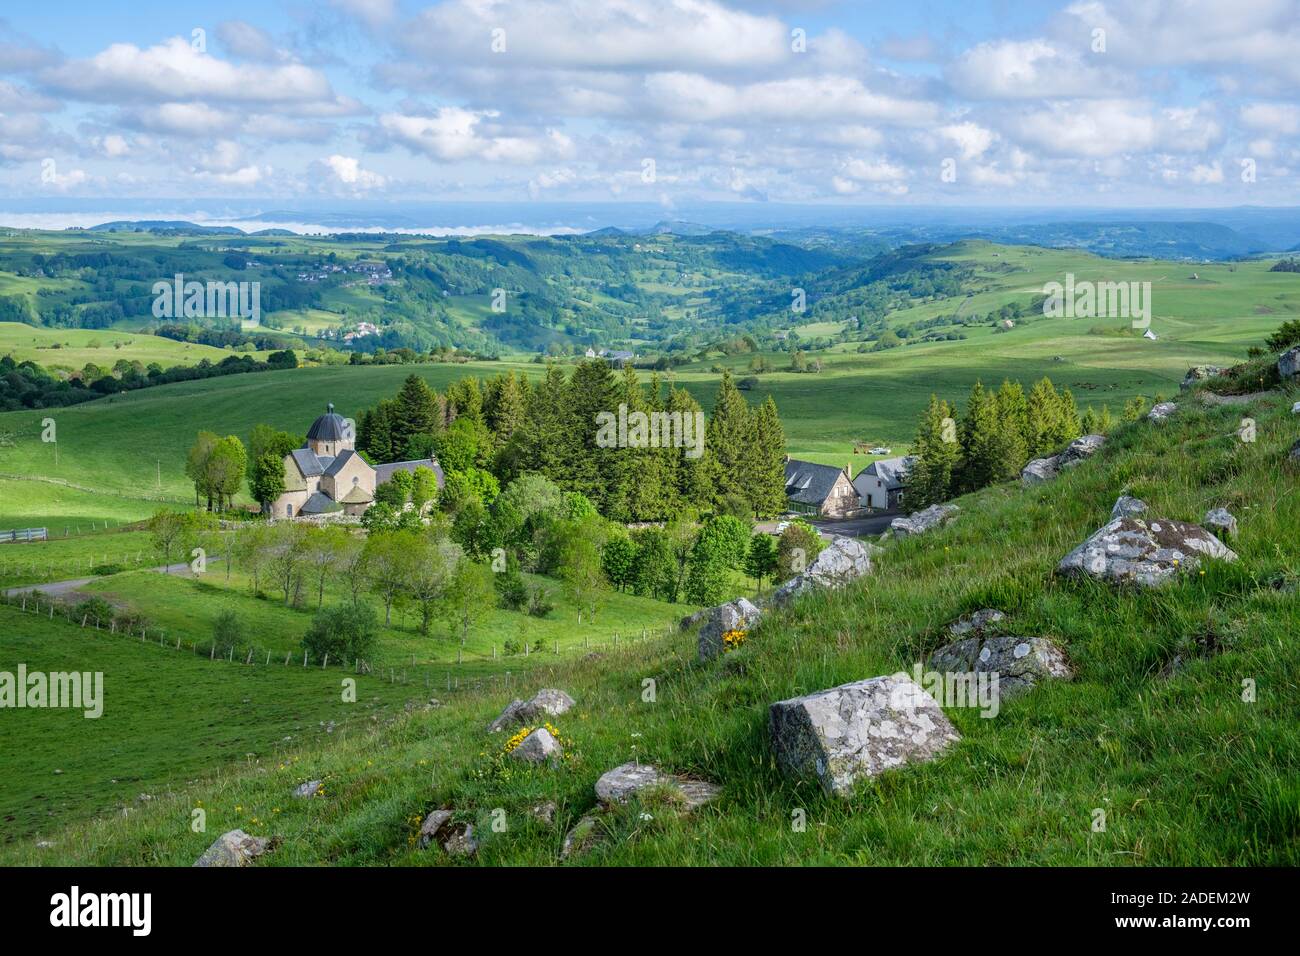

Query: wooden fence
left=0, top=527, right=47, bottom=544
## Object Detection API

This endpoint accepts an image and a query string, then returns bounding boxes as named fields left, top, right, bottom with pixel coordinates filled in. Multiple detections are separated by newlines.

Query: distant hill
left=85, top=220, right=246, bottom=235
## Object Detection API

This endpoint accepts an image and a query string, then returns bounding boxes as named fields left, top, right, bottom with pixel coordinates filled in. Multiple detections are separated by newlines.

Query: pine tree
left=1057, top=387, right=1082, bottom=443
left=392, top=374, right=437, bottom=452
left=903, top=394, right=958, bottom=509
left=959, top=381, right=1002, bottom=492
left=1026, top=377, right=1063, bottom=457
left=750, top=396, right=788, bottom=518
left=994, top=380, right=1029, bottom=478
left=704, top=369, right=749, bottom=507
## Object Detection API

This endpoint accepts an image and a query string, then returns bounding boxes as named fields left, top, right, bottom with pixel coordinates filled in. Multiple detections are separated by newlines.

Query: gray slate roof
left=300, top=491, right=342, bottom=514
left=323, top=448, right=358, bottom=477
left=375, top=458, right=445, bottom=489
left=306, top=403, right=350, bottom=441
left=291, top=447, right=324, bottom=477
left=784, top=458, right=845, bottom=506
left=861, top=455, right=916, bottom=491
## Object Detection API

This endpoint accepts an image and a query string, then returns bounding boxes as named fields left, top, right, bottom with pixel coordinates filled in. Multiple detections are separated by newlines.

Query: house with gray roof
left=852, top=455, right=916, bottom=512
left=783, top=457, right=858, bottom=518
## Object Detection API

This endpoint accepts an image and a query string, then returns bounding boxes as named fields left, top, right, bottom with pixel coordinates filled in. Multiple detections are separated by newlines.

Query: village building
left=783, top=457, right=858, bottom=518
left=269, top=404, right=442, bottom=519
left=852, top=455, right=916, bottom=512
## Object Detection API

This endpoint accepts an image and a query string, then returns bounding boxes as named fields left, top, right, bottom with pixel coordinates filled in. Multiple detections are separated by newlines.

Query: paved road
left=756, top=513, right=899, bottom=539
left=4, top=563, right=191, bottom=599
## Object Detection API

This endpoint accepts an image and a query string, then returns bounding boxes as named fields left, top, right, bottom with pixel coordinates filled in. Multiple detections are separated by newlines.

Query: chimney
left=783, top=453, right=791, bottom=463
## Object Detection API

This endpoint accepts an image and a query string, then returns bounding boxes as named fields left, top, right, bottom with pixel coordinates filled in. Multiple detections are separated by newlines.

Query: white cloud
left=1241, top=102, right=1300, bottom=135
left=947, top=38, right=1121, bottom=98
left=378, top=108, right=575, bottom=164
left=321, top=154, right=388, bottom=191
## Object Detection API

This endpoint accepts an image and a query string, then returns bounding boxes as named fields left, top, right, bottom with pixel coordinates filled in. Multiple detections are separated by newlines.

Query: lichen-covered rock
left=509, top=727, right=563, bottom=764
left=947, top=608, right=1005, bottom=638
left=1057, top=513, right=1237, bottom=587
left=1147, top=402, right=1178, bottom=422
left=529, top=801, right=557, bottom=826
left=418, top=809, right=453, bottom=849
left=487, top=688, right=575, bottom=732
left=697, top=597, right=763, bottom=659
left=1111, top=495, right=1148, bottom=519
left=1279, top=346, right=1300, bottom=380
left=1292, top=402, right=1300, bottom=416
left=928, top=635, right=1073, bottom=696
left=1021, top=456, right=1060, bottom=485
left=443, top=824, right=478, bottom=857
left=891, top=504, right=959, bottom=539
left=1182, top=365, right=1225, bottom=389
left=193, top=829, right=271, bottom=867
left=1058, top=434, right=1105, bottom=468
left=561, top=814, right=603, bottom=859
left=1204, top=507, right=1238, bottom=539
left=768, top=675, right=960, bottom=796
left=678, top=608, right=709, bottom=631
left=771, top=536, right=872, bottom=607
left=593, top=762, right=720, bottom=810
left=292, top=780, right=321, bottom=799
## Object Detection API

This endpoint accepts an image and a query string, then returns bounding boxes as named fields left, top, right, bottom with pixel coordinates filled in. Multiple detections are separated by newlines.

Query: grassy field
left=0, top=527, right=153, bottom=589
left=0, top=322, right=272, bottom=370
left=0, top=602, right=441, bottom=841
left=4, top=384, right=1297, bottom=864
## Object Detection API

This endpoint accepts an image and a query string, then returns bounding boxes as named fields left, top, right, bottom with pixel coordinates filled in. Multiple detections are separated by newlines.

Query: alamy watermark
left=595, top=404, right=706, bottom=459
left=152, top=273, right=261, bottom=328
left=893, top=663, right=1001, bottom=718
left=1, top=665, right=103, bottom=718
left=1042, top=273, right=1151, bottom=329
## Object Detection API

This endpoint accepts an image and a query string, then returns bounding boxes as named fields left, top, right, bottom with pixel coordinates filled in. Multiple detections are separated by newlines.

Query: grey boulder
left=193, top=829, right=271, bottom=867
left=768, top=675, right=960, bottom=796
left=1057, top=510, right=1237, bottom=587
left=771, top=536, right=873, bottom=607
left=509, top=727, right=563, bottom=765
left=1111, top=495, right=1148, bottom=519
left=292, top=780, right=321, bottom=799
left=487, top=688, right=575, bottom=732
left=1279, top=346, right=1300, bottom=379
left=697, top=597, right=763, bottom=659
left=1058, top=434, right=1105, bottom=468
left=593, top=762, right=720, bottom=811
left=1021, top=456, right=1059, bottom=486
left=928, top=635, right=1073, bottom=696
left=891, top=504, right=959, bottom=539
left=443, top=824, right=478, bottom=857
left=418, top=809, right=454, bottom=849
left=1182, top=365, right=1225, bottom=389
left=1147, top=402, right=1178, bottom=422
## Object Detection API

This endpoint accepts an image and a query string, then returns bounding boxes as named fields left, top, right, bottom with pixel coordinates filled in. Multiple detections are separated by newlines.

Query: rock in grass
left=1291, top=439, right=1300, bottom=464
left=292, top=780, right=321, bottom=799
left=891, top=504, right=959, bottom=539
left=561, top=815, right=603, bottom=859
left=418, top=809, right=453, bottom=849
left=193, top=829, right=271, bottom=867
left=769, top=675, right=960, bottom=796
left=1058, top=434, right=1106, bottom=468
left=1021, top=456, right=1059, bottom=486
left=771, top=536, right=872, bottom=607
left=593, top=762, right=720, bottom=811
left=487, top=688, right=575, bottom=732
left=529, top=801, right=557, bottom=826
left=1057, top=513, right=1237, bottom=587
left=443, top=824, right=478, bottom=857
left=1147, top=402, right=1178, bottom=422
left=947, top=608, right=1005, bottom=638
left=1204, top=507, right=1238, bottom=539
left=1111, top=495, right=1148, bottom=519
left=1182, top=365, right=1225, bottom=389
left=697, top=597, right=763, bottom=659
left=509, top=727, right=563, bottom=765
left=928, top=635, right=1073, bottom=696
left=1279, top=346, right=1300, bottom=380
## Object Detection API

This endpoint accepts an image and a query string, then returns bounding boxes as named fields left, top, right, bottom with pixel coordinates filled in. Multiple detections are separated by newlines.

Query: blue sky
left=1, top=0, right=1297, bottom=212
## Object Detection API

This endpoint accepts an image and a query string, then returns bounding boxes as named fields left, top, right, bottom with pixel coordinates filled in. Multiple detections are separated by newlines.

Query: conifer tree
left=1026, top=377, right=1063, bottom=457
left=704, top=369, right=749, bottom=506
left=749, top=395, right=788, bottom=518
left=959, top=381, right=1002, bottom=492
left=994, top=379, right=1029, bottom=478
left=392, top=374, right=437, bottom=452
left=903, top=394, right=959, bottom=509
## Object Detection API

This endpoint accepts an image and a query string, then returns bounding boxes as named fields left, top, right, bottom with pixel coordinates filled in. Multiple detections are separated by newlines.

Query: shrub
left=302, top=602, right=378, bottom=663
left=526, top=586, right=554, bottom=618
left=777, top=520, right=825, bottom=580
left=72, top=597, right=115, bottom=627
left=495, top=559, right=529, bottom=610
left=113, top=610, right=151, bottom=635
left=90, top=563, right=126, bottom=576
left=212, top=609, right=243, bottom=656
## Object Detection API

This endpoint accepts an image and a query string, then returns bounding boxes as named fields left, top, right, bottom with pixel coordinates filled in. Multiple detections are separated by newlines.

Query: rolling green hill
left=5, top=379, right=1297, bottom=865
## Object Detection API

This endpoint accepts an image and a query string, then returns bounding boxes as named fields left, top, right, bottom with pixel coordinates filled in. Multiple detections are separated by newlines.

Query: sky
left=0, top=0, right=1298, bottom=212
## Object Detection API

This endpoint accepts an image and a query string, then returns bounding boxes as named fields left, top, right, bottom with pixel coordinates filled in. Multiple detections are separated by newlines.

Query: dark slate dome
left=307, top=403, right=349, bottom=441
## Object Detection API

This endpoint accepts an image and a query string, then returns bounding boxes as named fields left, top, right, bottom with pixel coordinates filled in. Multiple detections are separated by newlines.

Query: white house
left=852, top=455, right=916, bottom=512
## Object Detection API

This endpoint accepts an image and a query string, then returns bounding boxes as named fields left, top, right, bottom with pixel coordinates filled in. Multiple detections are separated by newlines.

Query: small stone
left=193, top=829, right=271, bottom=867
left=1182, top=365, right=1225, bottom=389
left=947, top=608, right=1005, bottom=638
left=771, top=536, right=873, bottom=607
left=697, top=597, right=763, bottom=660
left=443, top=824, right=478, bottom=857
left=529, top=801, right=557, bottom=826
left=1292, top=402, right=1300, bottom=415
left=593, top=762, right=720, bottom=811
left=1203, top=507, right=1238, bottom=539
left=1279, top=346, right=1300, bottom=380
left=929, top=635, right=1073, bottom=696
left=1147, top=402, right=1178, bottom=422
left=488, top=689, right=575, bottom=732
left=418, top=809, right=453, bottom=849
left=509, top=727, right=563, bottom=765
left=1058, top=434, right=1105, bottom=468
left=293, top=780, right=321, bottom=799
left=890, top=504, right=959, bottom=539
left=1021, top=456, right=1059, bottom=485
left=1058, top=511, right=1237, bottom=587
left=561, top=815, right=602, bottom=859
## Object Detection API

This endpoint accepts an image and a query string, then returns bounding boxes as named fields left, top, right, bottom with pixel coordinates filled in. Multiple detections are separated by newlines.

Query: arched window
left=286, top=504, right=293, bottom=517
